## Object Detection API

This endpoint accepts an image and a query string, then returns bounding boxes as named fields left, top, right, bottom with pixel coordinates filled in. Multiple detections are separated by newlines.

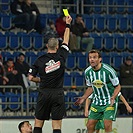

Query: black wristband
left=66, top=24, right=71, bottom=29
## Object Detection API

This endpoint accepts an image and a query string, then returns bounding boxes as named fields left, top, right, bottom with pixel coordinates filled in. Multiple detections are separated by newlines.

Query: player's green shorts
left=88, top=103, right=117, bottom=121
left=95, top=120, right=104, bottom=130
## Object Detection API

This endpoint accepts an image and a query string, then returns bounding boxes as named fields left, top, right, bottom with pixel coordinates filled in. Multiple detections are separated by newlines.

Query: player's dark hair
left=88, top=49, right=101, bottom=58
left=18, top=121, right=29, bottom=132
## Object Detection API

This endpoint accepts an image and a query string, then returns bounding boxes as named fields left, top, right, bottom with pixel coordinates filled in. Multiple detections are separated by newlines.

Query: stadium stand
left=113, top=33, right=126, bottom=52
left=64, top=72, right=73, bottom=87
left=76, top=52, right=88, bottom=70
left=0, top=32, right=8, bottom=50
left=94, top=14, right=106, bottom=32
left=6, top=31, right=20, bottom=50
left=19, top=32, right=32, bottom=50
left=82, top=14, right=94, bottom=32
left=1, top=14, right=12, bottom=31
left=70, top=71, right=85, bottom=86
left=0, top=0, right=10, bottom=13
left=32, top=32, right=44, bottom=50
left=65, top=53, right=77, bottom=70
left=92, top=0, right=106, bottom=14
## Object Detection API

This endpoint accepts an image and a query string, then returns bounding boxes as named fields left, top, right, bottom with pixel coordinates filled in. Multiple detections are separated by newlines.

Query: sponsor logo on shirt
left=45, top=60, right=60, bottom=74
left=92, top=80, right=104, bottom=88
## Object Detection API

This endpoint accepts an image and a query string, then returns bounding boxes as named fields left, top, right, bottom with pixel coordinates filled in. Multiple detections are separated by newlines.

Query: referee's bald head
left=47, top=38, right=59, bottom=50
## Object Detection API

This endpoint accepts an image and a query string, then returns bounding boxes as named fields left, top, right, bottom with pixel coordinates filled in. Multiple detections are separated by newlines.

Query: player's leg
left=104, top=105, right=116, bottom=132
left=104, top=119, right=112, bottom=132
left=33, top=92, right=50, bottom=133
left=51, top=90, right=66, bottom=133
left=87, top=105, right=104, bottom=133
left=86, top=119, right=98, bottom=133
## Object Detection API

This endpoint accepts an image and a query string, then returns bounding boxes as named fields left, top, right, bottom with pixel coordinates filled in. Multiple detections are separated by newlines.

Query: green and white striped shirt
left=85, top=63, right=119, bottom=106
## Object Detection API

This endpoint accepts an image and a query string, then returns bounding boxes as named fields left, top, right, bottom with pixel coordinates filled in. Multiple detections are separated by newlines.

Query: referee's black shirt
left=29, top=43, right=69, bottom=91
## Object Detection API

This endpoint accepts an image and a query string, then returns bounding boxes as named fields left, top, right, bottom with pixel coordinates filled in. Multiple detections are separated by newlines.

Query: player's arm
left=110, top=84, right=121, bottom=106
left=62, top=15, right=72, bottom=45
left=75, top=87, right=93, bottom=106
left=120, top=94, right=132, bottom=113
left=84, top=98, right=91, bottom=117
left=82, top=87, right=93, bottom=100
left=28, top=74, right=40, bottom=83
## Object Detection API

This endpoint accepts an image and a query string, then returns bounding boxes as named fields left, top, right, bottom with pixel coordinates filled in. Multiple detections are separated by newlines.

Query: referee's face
left=89, top=53, right=102, bottom=69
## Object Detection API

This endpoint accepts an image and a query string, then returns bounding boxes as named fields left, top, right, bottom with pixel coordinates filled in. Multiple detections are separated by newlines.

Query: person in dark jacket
left=14, top=53, right=30, bottom=91
left=71, top=14, right=94, bottom=52
left=119, top=56, right=133, bottom=115
left=0, top=55, right=9, bottom=86
left=10, top=0, right=36, bottom=32
left=23, top=0, right=43, bottom=34
left=43, top=20, right=58, bottom=43
left=4, top=58, right=18, bottom=86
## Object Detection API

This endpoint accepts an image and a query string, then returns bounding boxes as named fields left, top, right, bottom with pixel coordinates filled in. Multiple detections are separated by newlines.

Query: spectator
left=14, top=53, right=30, bottom=91
left=0, top=55, right=9, bottom=87
left=71, top=14, right=94, bottom=52
left=10, top=0, right=36, bottom=33
left=18, top=121, right=32, bottom=133
left=23, top=0, right=43, bottom=34
left=43, top=20, right=58, bottom=43
left=119, top=56, right=133, bottom=115
left=15, top=53, right=30, bottom=76
left=55, top=14, right=66, bottom=40
left=14, top=53, right=36, bottom=91
left=4, top=58, right=18, bottom=86
left=55, top=14, right=77, bottom=51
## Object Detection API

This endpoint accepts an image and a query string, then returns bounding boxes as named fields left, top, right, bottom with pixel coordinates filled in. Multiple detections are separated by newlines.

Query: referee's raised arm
left=62, top=15, right=72, bottom=45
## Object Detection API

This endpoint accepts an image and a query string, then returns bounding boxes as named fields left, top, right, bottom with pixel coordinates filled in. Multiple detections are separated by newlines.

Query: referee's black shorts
left=35, top=89, right=66, bottom=120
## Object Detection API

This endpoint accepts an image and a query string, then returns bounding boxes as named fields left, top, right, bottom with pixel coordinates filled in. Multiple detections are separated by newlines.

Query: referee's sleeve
left=28, top=60, right=38, bottom=76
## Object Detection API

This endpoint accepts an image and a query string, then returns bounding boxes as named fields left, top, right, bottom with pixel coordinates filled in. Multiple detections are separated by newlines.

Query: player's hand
left=110, top=96, right=115, bottom=106
left=84, top=110, right=89, bottom=117
left=126, top=105, right=132, bottom=113
left=74, top=97, right=85, bottom=106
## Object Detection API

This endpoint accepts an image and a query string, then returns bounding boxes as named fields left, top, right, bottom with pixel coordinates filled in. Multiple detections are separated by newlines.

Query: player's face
left=89, top=53, right=101, bottom=68
left=22, top=122, right=32, bottom=133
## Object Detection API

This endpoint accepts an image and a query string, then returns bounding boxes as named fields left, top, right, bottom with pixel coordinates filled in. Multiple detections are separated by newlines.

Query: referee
left=28, top=15, right=72, bottom=133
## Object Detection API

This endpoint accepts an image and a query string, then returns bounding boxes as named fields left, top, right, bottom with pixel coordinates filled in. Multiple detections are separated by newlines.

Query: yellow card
left=63, top=9, right=69, bottom=16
